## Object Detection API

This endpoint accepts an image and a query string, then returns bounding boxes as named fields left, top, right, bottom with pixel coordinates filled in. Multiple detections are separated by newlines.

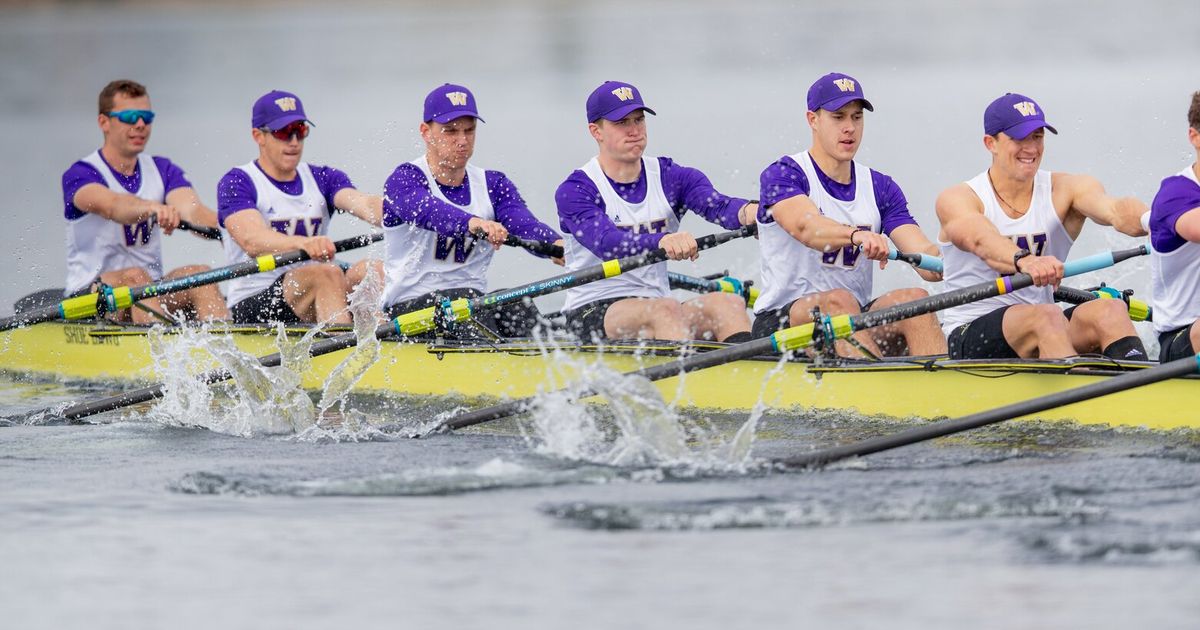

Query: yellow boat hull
left=1, top=322, right=1198, bottom=430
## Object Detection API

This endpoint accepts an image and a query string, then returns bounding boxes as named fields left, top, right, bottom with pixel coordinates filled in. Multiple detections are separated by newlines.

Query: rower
left=1149, top=90, right=1200, bottom=362
left=380, top=84, right=563, bottom=338
left=217, top=90, right=383, bottom=325
left=555, top=80, right=757, bottom=343
left=750, top=72, right=946, bottom=358
left=62, top=79, right=228, bottom=323
left=936, top=93, right=1149, bottom=360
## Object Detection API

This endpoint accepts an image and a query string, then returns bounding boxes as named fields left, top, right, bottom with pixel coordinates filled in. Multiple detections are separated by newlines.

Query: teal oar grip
left=888, top=247, right=944, bottom=273
left=1063, top=245, right=1147, bottom=276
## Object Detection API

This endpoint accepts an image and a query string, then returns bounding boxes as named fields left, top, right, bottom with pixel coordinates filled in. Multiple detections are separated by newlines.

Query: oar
left=0, top=233, right=382, bottom=332
left=1054, top=285, right=1151, bottom=322
left=20, top=226, right=755, bottom=425
left=503, top=235, right=564, bottom=259
left=777, top=353, right=1199, bottom=469
left=435, top=245, right=1148, bottom=434
left=887, top=247, right=943, bottom=273
left=667, top=272, right=759, bottom=308
left=178, top=220, right=223, bottom=241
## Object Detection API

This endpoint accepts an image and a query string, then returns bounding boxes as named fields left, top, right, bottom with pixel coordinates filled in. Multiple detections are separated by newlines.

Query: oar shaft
left=503, top=235, right=564, bottom=258
left=0, top=233, right=382, bottom=332
left=887, top=248, right=943, bottom=273
left=178, top=220, right=222, bottom=241
left=778, top=354, right=1200, bottom=469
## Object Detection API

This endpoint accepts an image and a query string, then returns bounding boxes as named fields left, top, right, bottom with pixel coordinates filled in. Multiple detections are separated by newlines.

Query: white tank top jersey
left=939, top=169, right=1074, bottom=335
left=382, top=156, right=496, bottom=307
left=222, top=162, right=331, bottom=308
left=562, top=156, right=681, bottom=311
left=64, top=151, right=166, bottom=295
left=1150, top=165, right=1200, bottom=335
left=755, top=151, right=881, bottom=313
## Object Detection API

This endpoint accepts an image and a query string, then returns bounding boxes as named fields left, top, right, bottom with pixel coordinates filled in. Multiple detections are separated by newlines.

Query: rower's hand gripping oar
left=1054, top=284, right=1151, bottom=322
left=22, top=226, right=755, bottom=425
left=777, top=352, right=1199, bottom=469
left=667, top=272, right=759, bottom=308
left=0, top=233, right=382, bottom=332
left=436, top=245, right=1148, bottom=434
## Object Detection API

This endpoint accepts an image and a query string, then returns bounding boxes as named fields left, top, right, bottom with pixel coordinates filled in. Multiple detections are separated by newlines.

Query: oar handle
left=887, top=247, right=943, bottom=273
left=1062, top=245, right=1148, bottom=276
left=178, top=220, right=222, bottom=241
left=667, top=272, right=758, bottom=308
left=391, top=225, right=757, bottom=338
left=503, top=235, right=564, bottom=258
left=1054, top=285, right=1152, bottom=322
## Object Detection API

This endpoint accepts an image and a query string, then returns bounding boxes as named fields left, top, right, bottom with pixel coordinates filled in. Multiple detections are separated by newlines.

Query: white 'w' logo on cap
left=833, top=78, right=856, bottom=92
left=611, top=87, right=635, bottom=101
left=1012, top=101, right=1038, bottom=116
left=446, top=92, right=469, bottom=107
left=275, top=97, right=297, bottom=112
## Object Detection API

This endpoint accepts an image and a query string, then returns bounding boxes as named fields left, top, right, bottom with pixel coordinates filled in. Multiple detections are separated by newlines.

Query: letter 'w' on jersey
left=433, top=234, right=476, bottom=263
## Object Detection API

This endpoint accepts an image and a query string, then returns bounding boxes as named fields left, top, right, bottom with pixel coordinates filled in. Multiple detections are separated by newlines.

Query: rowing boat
left=2, top=320, right=1197, bottom=430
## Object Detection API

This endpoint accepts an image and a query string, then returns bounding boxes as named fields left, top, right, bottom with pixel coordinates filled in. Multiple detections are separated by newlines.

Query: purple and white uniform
left=754, top=152, right=917, bottom=313
left=1149, top=165, right=1200, bottom=335
left=61, top=151, right=192, bottom=295
left=216, top=161, right=355, bottom=308
left=380, top=157, right=559, bottom=307
left=939, top=169, right=1074, bottom=336
left=556, top=156, right=747, bottom=311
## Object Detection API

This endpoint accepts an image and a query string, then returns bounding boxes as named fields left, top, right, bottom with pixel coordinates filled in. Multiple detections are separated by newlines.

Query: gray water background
left=2, top=1, right=1200, bottom=628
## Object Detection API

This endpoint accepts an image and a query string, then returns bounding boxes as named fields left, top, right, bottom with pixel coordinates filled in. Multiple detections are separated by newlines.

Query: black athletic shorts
left=560, top=297, right=625, bottom=342
left=1158, top=325, right=1196, bottom=362
left=750, top=296, right=879, bottom=339
left=947, top=305, right=1019, bottom=359
left=385, top=287, right=543, bottom=339
left=230, top=274, right=303, bottom=325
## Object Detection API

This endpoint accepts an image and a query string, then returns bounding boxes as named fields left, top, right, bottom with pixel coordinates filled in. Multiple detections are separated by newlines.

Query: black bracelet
left=849, top=227, right=866, bottom=247
left=1012, top=248, right=1032, bottom=273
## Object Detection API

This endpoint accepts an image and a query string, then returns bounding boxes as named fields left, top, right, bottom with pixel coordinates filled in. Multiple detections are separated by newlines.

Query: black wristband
left=1012, top=248, right=1032, bottom=273
left=849, top=227, right=866, bottom=247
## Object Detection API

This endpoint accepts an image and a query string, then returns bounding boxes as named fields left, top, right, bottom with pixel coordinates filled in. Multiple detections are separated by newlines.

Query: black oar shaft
left=503, top=235, right=564, bottom=258
left=778, top=355, right=1200, bottom=469
left=178, top=220, right=222, bottom=240
left=0, top=233, right=381, bottom=332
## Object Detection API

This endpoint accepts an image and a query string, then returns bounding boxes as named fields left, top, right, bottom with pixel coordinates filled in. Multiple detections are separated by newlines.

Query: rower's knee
left=886, top=287, right=929, bottom=304
left=1078, top=298, right=1135, bottom=331
left=118, top=267, right=154, bottom=286
left=703, top=291, right=748, bottom=315
left=286, top=263, right=347, bottom=295
left=822, top=289, right=862, bottom=314
left=1012, top=304, right=1069, bottom=336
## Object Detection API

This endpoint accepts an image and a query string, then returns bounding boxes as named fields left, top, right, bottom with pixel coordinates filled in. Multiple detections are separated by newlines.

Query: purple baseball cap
left=807, top=72, right=874, bottom=113
left=586, top=80, right=657, bottom=123
left=423, top=84, right=484, bottom=124
left=251, top=90, right=313, bottom=130
left=984, top=93, right=1058, bottom=140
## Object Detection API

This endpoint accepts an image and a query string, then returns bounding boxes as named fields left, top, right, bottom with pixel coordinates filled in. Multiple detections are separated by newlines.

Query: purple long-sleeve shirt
left=215, top=161, right=355, bottom=227
left=62, top=152, right=192, bottom=219
left=758, top=154, right=917, bottom=234
left=1150, top=173, right=1200, bottom=253
left=555, top=156, right=747, bottom=260
left=382, top=163, right=560, bottom=246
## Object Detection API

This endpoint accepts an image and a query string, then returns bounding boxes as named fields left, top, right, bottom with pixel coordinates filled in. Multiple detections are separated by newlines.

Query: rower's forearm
left=233, top=230, right=310, bottom=257
left=789, top=214, right=856, bottom=251
left=96, top=195, right=161, bottom=225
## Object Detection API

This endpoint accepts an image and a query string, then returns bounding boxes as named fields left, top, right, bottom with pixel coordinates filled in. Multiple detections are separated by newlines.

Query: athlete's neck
left=808, top=146, right=851, bottom=184
left=99, top=145, right=139, bottom=176
left=598, top=153, right=642, bottom=184
left=1192, top=160, right=1199, bottom=182
left=426, top=154, right=466, bottom=187
left=987, top=166, right=1034, bottom=215
left=256, top=157, right=297, bottom=183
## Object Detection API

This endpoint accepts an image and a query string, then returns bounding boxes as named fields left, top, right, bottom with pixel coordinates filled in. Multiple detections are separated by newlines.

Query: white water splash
left=516, top=336, right=778, bottom=474
left=315, top=266, right=385, bottom=421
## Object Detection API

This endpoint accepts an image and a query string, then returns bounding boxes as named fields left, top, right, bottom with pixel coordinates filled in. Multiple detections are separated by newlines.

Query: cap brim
left=598, top=104, right=656, bottom=122
left=263, top=114, right=313, bottom=130
left=814, top=96, right=874, bottom=113
left=1004, top=120, right=1057, bottom=140
left=430, top=111, right=485, bottom=124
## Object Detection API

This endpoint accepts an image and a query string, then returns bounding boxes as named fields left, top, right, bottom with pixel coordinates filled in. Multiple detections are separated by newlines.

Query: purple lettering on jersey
left=821, top=224, right=870, bottom=267
left=294, top=220, right=309, bottom=237
left=1012, top=233, right=1047, bottom=256
left=434, top=234, right=476, bottom=263
left=123, top=219, right=154, bottom=247
left=270, top=218, right=290, bottom=234
left=310, top=217, right=323, bottom=234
